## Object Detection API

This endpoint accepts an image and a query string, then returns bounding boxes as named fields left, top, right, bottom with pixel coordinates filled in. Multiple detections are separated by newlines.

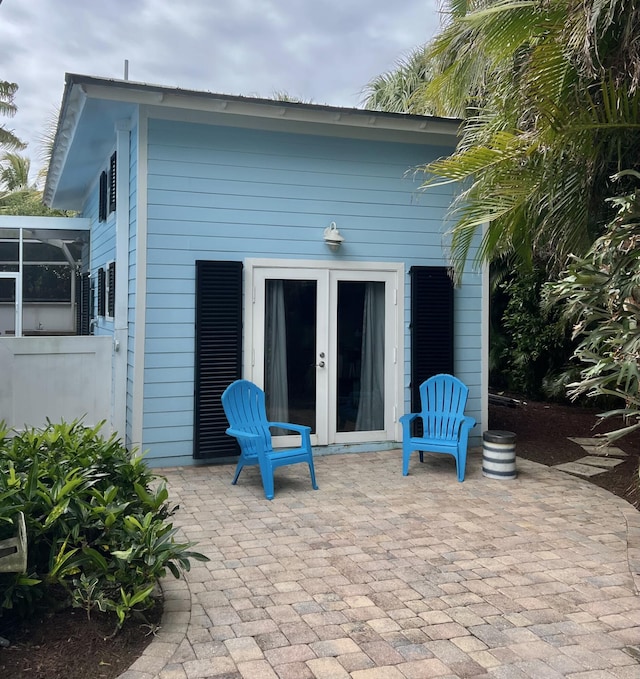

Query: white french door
left=247, top=261, right=403, bottom=446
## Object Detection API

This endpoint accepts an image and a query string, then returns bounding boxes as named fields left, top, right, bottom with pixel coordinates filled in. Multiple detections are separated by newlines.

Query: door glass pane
left=264, top=279, right=317, bottom=433
left=337, top=281, right=385, bottom=432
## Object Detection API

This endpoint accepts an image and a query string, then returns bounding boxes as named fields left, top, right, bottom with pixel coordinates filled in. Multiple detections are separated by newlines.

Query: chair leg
left=308, top=458, right=319, bottom=490
left=402, top=446, right=411, bottom=476
left=231, top=458, right=245, bottom=485
left=259, top=462, right=275, bottom=500
left=456, top=450, right=466, bottom=482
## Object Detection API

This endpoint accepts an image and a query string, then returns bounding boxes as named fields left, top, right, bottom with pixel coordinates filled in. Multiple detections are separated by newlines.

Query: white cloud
left=0, top=0, right=442, bottom=177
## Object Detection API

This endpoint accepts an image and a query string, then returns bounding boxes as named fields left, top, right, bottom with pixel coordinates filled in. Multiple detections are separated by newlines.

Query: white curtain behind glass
left=356, top=282, right=385, bottom=431
left=265, top=280, right=289, bottom=426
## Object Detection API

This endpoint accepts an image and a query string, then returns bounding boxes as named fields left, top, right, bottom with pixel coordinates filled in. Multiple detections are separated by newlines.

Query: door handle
left=317, top=361, right=325, bottom=368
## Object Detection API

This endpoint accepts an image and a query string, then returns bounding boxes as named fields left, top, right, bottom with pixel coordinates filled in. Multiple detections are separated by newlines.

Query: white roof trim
left=78, top=80, right=460, bottom=136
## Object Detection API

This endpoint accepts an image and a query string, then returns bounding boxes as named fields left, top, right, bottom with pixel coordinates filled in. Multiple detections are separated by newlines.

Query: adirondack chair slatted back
left=401, top=373, right=476, bottom=481
left=222, top=380, right=272, bottom=458
left=420, top=375, right=469, bottom=441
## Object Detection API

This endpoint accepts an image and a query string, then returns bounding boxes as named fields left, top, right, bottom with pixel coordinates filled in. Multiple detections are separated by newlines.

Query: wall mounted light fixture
left=323, top=221, right=344, bottom=252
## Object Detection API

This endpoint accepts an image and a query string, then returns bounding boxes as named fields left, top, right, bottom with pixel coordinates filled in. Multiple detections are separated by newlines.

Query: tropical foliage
left=428, top=0, right=640, bottom=276
left=490, top=264, right=570, bottom=398
left=0, top=81, right=24, bottom=152
left=549, top=174, right=640, bottom=440
left=364, top=0, right=640, bottom=280
left=0, top=420, right=208, bottom=634
left=0, top=151, right=68, bottom=216
left=363, top=0, right=640, bottom=412
left=0, top=152, right=32, bottom=192
left=363, top=46, right=434, bottom=114
left=0, top=82, right=65, bottom=215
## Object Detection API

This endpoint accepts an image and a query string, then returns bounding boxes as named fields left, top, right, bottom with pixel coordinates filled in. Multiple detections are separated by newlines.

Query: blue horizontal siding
left=143, top=409, right=192, bottom=429
left=146, top=182, right=452, bottom=208
left=145, top=395, right=193, bottom=413
left=140, top=118, right=482, bottom=463
left=147, top=173, right=445, bottom=205
left=145, top=323, right=193, bottom=339
left=146, top=204, right=452, bottom=228
left=148, top=122, right=444, bottom=168
left=144, top=382, right=194, bottom=400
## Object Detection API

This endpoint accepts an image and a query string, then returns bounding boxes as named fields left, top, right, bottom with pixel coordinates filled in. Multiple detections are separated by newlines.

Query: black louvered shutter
left=194, top=260, right=243, bottom=459
left=107, top=262, right=116, bottom=317
left=98, top=172, right=108, bottom=222
left=89, top=276, right=95, bottom=326
left=108, top=152, right=117, bottom=214
left=76, top=271, right=91, bottom=335
left=410, top=266, right=454, bottom=413
left=97, top=267, right=106, bottom=317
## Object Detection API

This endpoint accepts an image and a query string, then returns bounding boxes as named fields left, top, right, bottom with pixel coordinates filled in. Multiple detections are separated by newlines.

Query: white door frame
left=244, top=258, right=404, bottom=446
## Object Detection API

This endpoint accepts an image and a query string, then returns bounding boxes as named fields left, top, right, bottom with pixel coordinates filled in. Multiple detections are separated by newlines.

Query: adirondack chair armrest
left=399, top=413, right=419, bottom=426
left=269, top=422, right=311, bottom=436
left=461, top=416, right=476, bottom=430
left=225, top=427, right=260, bottom=441
left=452, top=415, right=476, bottom=435
left=268, top=422, right=312, bottom=447
left=457, top=417, right=476, bottom=446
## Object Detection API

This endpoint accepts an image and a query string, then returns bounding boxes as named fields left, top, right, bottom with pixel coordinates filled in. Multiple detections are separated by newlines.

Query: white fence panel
left=0, top=336, right=112, bottom=430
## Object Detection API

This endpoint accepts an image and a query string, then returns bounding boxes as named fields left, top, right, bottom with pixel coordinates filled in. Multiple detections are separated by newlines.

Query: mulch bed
left=0, top=600, right=163, bottom=679
left=489, top=395, right=640, bottom=508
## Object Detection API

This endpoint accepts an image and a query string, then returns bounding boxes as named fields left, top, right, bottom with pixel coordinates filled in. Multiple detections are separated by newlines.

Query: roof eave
left=44, top=73, right=462, bottom=208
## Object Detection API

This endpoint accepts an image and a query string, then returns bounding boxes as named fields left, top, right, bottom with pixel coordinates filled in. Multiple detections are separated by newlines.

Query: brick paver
left=118, top=450, right=640, bottom=678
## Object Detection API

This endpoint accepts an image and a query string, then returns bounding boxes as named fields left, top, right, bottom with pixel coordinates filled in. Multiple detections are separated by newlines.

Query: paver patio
left=119, top=449, right=640, bottom=679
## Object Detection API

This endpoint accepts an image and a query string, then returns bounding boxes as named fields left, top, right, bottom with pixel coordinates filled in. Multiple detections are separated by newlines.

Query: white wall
left=0, top=336, right=112, bottom=430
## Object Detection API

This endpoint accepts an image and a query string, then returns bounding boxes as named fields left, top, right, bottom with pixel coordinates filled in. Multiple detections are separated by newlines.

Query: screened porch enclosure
left=0, top=220, right=90, bottom=337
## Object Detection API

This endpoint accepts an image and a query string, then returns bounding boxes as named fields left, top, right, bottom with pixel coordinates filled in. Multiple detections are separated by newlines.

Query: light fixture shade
left=323, top=222, right=344, bottom=251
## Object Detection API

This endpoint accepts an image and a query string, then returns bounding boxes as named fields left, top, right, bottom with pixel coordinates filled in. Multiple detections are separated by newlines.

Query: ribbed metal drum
left=482, top=430, right=517, bottom=479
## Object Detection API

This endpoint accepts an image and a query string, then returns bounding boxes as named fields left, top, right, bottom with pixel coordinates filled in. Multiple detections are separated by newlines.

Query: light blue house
left=44, top=73, right=487, bottom=467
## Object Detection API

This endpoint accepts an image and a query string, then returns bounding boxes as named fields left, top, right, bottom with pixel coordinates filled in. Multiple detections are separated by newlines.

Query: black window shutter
left=410, top=266, right=454, bottom=413
left=89, top=276, right=95, bottom=328
left=98, top=172, right=108, bottom=222
left=97, top=267, right=106, bottom=317
left=107, top=261, right=116, bottom=317
left=194, top=260, right=243, bottom=460
left=108, top=152, right=117, bottom=214
left=76, top=271, right=91, bottom=335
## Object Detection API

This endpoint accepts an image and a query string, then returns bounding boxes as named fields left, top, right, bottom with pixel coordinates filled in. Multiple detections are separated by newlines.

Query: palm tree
left=0, top=152, right=32, bottom=193
left=413, top=0, right=640, bottom=277
left=0, top=151, right=68, bottom=216
left=0, top=81, right=25, bottom=151
left=362, top=46, right=435, bottom=114
left=364, top=0, right=640, bottom=278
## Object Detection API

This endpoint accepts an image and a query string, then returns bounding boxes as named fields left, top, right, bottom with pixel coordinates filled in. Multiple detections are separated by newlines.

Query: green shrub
left=0, top=419, right=207, bottom=632
left=491, top=265, right=574, bottom=399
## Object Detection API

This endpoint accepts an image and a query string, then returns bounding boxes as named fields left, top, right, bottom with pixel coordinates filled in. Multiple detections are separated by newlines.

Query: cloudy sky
left=0, top=0, right=444, bottom=178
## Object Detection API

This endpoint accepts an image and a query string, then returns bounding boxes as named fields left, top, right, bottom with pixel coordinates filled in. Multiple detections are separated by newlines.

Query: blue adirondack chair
left=400, top=374, right=476, bottom=482
left=221, top=379, right=319, bottom=500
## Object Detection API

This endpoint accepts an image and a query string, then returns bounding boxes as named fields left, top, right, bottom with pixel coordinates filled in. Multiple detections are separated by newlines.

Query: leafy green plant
left=0, top=419, right=208, bottom=632
left=550, top=173, right=640, bottom=445
left=491, top=264, right=573, bottom=399
left=70, top=573, right=110, bottom=620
